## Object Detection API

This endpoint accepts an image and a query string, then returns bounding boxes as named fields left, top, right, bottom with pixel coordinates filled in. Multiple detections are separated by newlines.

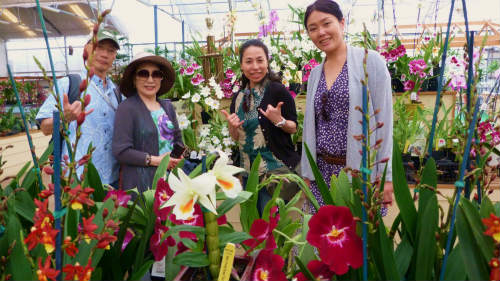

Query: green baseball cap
left=88, top=28, right=120, bottom=50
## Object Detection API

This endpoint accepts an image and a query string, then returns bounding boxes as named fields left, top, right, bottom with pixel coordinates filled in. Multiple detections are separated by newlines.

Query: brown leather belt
left=317, top=153, right=346, bottom=166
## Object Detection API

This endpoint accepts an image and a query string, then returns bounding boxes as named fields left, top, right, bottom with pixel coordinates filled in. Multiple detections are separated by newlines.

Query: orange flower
left=68, top=185, right=95, bottom=210
left=483, top=213, right=500, bottom=243
left=63, top=236, right=79, bottom=257
left=36, top=257, right=59, bottom=281
left=490, top=258, right=500, bottom=281
left=96, top=232, right=117, bottom=250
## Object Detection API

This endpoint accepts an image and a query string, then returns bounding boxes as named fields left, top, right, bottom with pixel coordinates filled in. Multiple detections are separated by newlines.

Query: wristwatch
left=274, top=117, right=286, bottom=128
left=145, top=153, right=151, bottom=166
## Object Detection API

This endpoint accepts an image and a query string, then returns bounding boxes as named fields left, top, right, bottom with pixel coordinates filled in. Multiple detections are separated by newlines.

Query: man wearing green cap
left=36, top=29, right=122, bottom=187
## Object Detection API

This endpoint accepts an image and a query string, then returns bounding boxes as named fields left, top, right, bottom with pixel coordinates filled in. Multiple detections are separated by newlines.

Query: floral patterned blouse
left=151, top=108, right=175, bottom=155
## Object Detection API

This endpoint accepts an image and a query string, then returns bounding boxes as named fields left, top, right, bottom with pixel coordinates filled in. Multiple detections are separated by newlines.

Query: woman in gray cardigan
left=300, top=0, right=393, bottom=208
left=113, top=53, right=183, bottom=192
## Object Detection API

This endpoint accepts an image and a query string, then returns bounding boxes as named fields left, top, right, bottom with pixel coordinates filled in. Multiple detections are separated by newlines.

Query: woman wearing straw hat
left=112, top=52, right=183, bottom=192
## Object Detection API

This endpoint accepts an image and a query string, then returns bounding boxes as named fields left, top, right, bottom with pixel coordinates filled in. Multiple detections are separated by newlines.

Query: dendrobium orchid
left=210, top=152, right=245, bottom=198
left=162, top=169, right=217, bottom=220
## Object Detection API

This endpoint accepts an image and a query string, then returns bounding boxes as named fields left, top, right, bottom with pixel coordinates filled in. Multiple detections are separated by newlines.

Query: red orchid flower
left=96, top=232, right=117, bottom=249
left=105, top=219, right=120, bottom=232
left=63, top=236, right=78, bottom=257
left=81, top=215, right=98, bottom=243
left=104, top=189, right=131, bottom=208
left=38, top=228, right=59, bottom=254
left=67, top=185, right=95, bottom=210
left=37, top=257, right=60, bottom=281
left=154, top=178, right=174, bottom=221
left=150, top=223, right=176, bottom=261
left=482, top=213, right=500, bottom=243
left=63, top=259, right=93, bottom=281
left=251, top=249, right=286, bottom=281
left=243, top=206, right=279, bottom=255
left=294, top=260, right=335, bottom=281
left=306, top=205, right=363, bottom=275
left=490, top=258, right=500, bottom=281
left=40, top=183, right=54, bottom=199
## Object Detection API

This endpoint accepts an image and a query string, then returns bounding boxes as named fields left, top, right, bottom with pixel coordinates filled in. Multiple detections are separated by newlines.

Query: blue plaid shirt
left=36, top=70, right=120, bottom=184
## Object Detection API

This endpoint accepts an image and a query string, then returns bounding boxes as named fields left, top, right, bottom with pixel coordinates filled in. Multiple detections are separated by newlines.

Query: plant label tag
left=218, top=243, right=236, bottom=281
left=151, top=257, right=165, bottom=277
left=410, top=92, right=418, bottom=101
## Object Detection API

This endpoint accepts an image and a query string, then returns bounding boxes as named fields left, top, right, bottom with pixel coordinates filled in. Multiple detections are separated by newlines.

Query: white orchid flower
left=210, top=152, right=245, bottom=198
left=162, top=169, right=217, bottom=219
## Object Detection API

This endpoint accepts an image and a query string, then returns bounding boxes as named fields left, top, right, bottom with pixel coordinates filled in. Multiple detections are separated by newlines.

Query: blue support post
left=464, top=31, right=475, bottom=198
left=6, top=64, right=43, bottom=191
left=361, top=84, right=368, bottom=281
left=154, top=5, right=158, bottom=55
left=53, top=111, right=63, bottom=280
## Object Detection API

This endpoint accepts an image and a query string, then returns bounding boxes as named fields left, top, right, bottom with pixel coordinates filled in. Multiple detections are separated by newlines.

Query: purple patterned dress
left=309, top=62, right=349, bottom=209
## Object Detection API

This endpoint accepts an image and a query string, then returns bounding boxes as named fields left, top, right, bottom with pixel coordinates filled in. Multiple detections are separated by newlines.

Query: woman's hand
left=168, top=156, right=183, bottom=170
left=221, top=109, right=243, bottom=140
left=258, top=102, right=284, bottom=124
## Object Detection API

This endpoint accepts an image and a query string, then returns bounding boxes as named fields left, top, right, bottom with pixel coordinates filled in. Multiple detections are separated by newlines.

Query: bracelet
left=145, top=153, right=151, bottom=166
left=274, top=117, right=286, bottom=128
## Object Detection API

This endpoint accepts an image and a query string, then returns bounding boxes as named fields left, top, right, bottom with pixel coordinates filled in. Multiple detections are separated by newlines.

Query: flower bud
left=84, top=94, right=91, bottom=107
left=83, top=48, right=89, bottom=61
left=376, top=122, right=384, bottom=128
left=77, top=112, right=86, bottom=126
left=88, top=67, right=95, bottom=78
left=102, top=208, right=109, bottom=219
left=43, top=166, right=54, bottom=175
left=79, top=79, right=88, bottom=93
left=101, top=9, right=111, bottom=18
left=63, top=154, right=69, bottom=161
left=353, top=134, right=365, bottom=141
left=93, top=24, right=99, bottom=35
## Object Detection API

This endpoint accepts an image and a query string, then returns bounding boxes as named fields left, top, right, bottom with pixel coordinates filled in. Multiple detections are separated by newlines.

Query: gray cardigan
left=112, top=94, right=183, bottom=192
left=300, top=45, right=393, bottom=182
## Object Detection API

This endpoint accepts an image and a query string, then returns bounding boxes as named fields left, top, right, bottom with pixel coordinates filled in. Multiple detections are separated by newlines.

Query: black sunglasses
left=136, top=69, right=164, bottom=80
left=321, top=92, right=329, bottom=121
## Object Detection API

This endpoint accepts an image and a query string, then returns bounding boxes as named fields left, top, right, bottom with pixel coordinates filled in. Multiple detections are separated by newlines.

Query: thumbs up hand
left=258, top=101, right=284, bottom=125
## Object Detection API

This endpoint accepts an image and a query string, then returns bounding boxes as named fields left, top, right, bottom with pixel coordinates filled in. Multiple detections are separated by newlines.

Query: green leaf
left=456, top=205, right=489, bottom=280
left=443, top=246, right=467, bottom=281
left=262, top=181, right=282, bottom=220
left=216, top=191, right=252, bottom=216
left=14, top=189, right=35, bottom=223
left=394, top=235, right=413, bottom=277
left=459, top=197, right=494, bottom=262
left=165, top=245, right=182, bottom=280
left=303, top=143, right=334, bottom=206
left=6, top=201, right=33, bottom=280
left=173, top=251, right=210, bottom=267
left=129, top=259, right=155, bottom=281
left=480, top=197, right=495, bottom=219
left=15, top=161, right=31, bottom=183
left=180, top=238, right=198, bottom=249
left=164, top=225, right=206, bottom=239
left=392, top=143, right=417, bottom=243
left=415, top=194, right=438, bottom=280
left=240, top=154, right=262, bottom=232
left=218, top=231, right=252, bottom=246
left=295, top=256, right=316, bottom=281
left=153, top=154, right=170, bottom=190
left=298, top=215, right=316, bottom=263
left=85, top=162, right=105, bottom=201
left=369, top=216, right=401, bottom=281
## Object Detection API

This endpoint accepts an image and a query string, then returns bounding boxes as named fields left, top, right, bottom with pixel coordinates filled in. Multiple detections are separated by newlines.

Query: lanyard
left=90, top=80, right=117, bottom=111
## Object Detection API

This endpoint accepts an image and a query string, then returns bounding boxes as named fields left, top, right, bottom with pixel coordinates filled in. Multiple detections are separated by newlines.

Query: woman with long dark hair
left=300, top=0, right=394, bottom=209
left=221, top=39, right=301, bottom=208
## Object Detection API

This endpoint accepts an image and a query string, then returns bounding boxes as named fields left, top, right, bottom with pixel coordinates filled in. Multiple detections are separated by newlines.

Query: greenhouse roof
left=0, top=1, right=124, bottom=40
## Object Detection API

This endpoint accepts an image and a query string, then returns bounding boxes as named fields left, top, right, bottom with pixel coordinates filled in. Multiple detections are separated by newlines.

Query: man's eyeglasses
left=321, top=92, right=330, bottom=121
left=136, top=69, right=164, bottom=81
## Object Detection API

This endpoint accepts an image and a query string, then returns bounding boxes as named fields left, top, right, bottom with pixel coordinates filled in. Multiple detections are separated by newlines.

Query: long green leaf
left=173, top=251, right=210, bottom=267
left=152, top=154, right=170, bottom=190
left=165, top=245, right=182, bottom=280
left=129, top=259, right=155, bottom=281
left=392, top=143, right=417, bottom=242
left=371, top=216, right=401, bottom=281
left=298, top=215, right=316, bottom=264
left=480, top=197, right=495, bottom=219
left=415, top=194, right=438, bottom=280
left=303, top=143, right=334, bottom=206
left=295, top=256, right=316, bottom=281
left=14, top=190, right=35, bottom=223
left=394, top=235, right=413, bottom=277
left=240, top=154, right=262, bottom=232
left=218, top=231, right=252, bottom=246
left=6, top=200, right=33, bottom=280
left=216, top=191, right=252, bottom=216
left=443, top=246, right=467, bottom=281
left=459, top=198, right=494, bottom=262
left=456, top=205, right=489, bottom=280
left=164, top=225, right=205, bottom=239
left=85, top=162, right=105, bottom=201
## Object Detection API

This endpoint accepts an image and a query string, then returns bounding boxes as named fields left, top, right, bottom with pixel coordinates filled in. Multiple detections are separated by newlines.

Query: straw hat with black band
left=120, top=52, right=175, bottom=98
